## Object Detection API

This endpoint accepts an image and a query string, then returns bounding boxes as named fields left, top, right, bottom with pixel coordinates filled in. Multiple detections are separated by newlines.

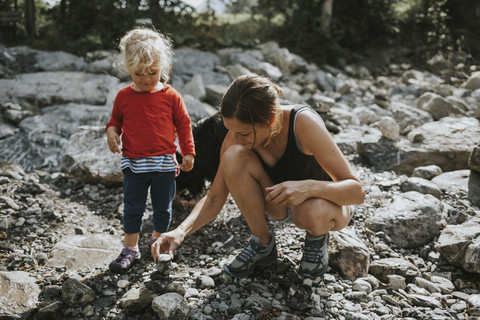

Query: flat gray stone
left=46, top=234, right=123, bottom=271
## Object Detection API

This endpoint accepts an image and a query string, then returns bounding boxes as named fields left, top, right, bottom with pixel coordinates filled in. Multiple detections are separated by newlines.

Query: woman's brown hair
left=220, top=74, right=283, bottom=146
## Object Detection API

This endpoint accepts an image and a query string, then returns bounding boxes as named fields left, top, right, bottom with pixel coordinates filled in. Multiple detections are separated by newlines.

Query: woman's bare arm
left=265, top=110, right=365, bottom=207
left=151, top=133, right=234, bottom=260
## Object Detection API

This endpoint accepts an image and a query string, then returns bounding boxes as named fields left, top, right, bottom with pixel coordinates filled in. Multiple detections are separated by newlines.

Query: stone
left=366, top=191, right=444, bottom=248
left=468, top=170, right=480, bottom=207
left=329, top=227, right=370, bottom=280
left=369, top=258, right=420, bottom=283
left=182, top=74, right=206, bottom=100
left=61, top=125, right=122, bottom=185
left=61, top=278, right=96, bottom=307
left=0, top=271, right=41, bottom=320
left=152, top=292, right=188, bottom=319
left=435, top=217, right=480, bottom=274
left=431, top=170, right=469, bottom=193
left=46, top=234, right=123, bottom=271
left=120, top=286, right=153, bottom=311
left=469, top=146, right=480, bottom=172
left=412, top=165, right=442, bottom=180
left=400, top=177, right=442, bottom=198
left=377, top=116, right=400, bottom=141
left=467, top=294, right=480, bottom=316
left=359, top=117, right=480, bottom=174
left=464, top=71, right=480, bottom=90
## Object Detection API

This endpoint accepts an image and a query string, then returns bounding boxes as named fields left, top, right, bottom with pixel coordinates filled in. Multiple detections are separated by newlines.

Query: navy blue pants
left=122, top=168, right=176, bottom=234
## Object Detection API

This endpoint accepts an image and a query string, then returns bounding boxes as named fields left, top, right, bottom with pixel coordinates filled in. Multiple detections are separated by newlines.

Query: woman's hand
left=106, top=127, right=121, bottom=154
left=180, top=154, right=194, bottom=172
left=265, top=180, right=312, bottom=207
left=151, top=229, right=185, bottom=262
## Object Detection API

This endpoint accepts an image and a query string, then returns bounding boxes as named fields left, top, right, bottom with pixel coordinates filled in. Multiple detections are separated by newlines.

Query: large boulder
left=365, top=191, right=444, bottom=248
left=46, top=234, right=123, bottom=271
left=62, top=125, right=122, bottom=185
left=0, top=72, right=118, bottom=107
left=435, top=218, right=480, bottom=274
left=0, top=104, right=111, bottom=172
left=358, top=117, right=480, bottom=173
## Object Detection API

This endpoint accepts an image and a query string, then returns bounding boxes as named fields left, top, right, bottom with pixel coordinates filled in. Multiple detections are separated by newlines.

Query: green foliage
left=393, top=0, right=480, bottom=63
left=250, top=0, right=402, bottom=66
left=444, top=0, right=480, bottom=61
left=396, top=0, right=449, bottom=58
left=1, top=0, right=478, bottom=66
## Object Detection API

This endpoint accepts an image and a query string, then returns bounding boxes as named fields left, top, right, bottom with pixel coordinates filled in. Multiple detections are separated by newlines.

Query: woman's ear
left=268, top=117, right=275, bottom=128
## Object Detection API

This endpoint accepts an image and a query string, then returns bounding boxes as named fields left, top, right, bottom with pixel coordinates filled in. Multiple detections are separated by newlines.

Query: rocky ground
left=0, top=156, right=479, bottom=320
left=0, top=42, right=480, bottom=319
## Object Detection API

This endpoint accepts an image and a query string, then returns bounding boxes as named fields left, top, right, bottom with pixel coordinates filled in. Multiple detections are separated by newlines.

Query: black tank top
left=255, top=105, right=332, bottom=184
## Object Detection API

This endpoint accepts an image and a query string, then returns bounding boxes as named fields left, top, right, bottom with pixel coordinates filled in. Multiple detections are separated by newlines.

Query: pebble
left=117, top=280, right=129, bottom=289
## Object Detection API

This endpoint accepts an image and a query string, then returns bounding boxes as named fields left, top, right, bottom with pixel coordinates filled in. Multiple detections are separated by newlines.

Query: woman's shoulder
left=280, top=104, right=314, bottom=114
left=293, top=105, right=327, bottom=135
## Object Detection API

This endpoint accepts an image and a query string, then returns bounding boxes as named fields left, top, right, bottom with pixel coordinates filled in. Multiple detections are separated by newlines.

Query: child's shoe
left=149, top=236, right=157, bottom=247
left=109, top=247, right=140, bottom=273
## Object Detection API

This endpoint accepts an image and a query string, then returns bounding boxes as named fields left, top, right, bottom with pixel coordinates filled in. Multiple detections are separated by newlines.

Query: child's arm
left=106, top=126, right=121, bottom=154
left=179, top=154, right=194, bottom=172
left=106, top=92, right=124, bottom=154
left=171, top=90, right=196, bottom=158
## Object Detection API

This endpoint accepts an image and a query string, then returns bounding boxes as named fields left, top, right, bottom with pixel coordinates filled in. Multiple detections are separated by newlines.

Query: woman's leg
left=291, top=198, right=351, bottom=278
left=222, top=145, right=286, bottom=245
left=291, top=198, right=351, bottom=236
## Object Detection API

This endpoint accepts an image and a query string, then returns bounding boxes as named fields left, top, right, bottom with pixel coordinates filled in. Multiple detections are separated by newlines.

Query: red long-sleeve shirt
left=106, top=84, right=195, bottom=158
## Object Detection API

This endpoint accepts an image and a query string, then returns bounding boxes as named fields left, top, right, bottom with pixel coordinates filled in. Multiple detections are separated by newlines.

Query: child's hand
left=179, top=154, right=194, bottom=172
left=106, top=126, right=121, bottom=154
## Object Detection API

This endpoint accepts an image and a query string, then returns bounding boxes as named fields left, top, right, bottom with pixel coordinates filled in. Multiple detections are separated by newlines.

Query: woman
left=151, top=74, right=365, bottom=278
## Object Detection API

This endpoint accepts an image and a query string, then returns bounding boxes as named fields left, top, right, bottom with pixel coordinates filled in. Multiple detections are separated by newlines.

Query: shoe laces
left=237, top=239, right=261, bottom=262
left=303, top=236, right=326, bottom=262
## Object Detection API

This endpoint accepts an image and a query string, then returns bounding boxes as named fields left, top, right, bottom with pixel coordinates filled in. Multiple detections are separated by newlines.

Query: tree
left=24, top=0, right=35, bottom=38
left=320, top=0, right=332, bottom=38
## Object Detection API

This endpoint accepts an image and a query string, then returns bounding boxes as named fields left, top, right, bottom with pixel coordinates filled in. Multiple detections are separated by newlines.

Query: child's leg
left=150, top=171, right=176, bottom=238
left=124, top=233, right=140, bottom=248
left=123, top=168, right=150, bottom=246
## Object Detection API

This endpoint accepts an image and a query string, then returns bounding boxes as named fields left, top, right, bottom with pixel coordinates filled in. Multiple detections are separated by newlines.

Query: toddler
left=106, top=27, right=195, bottom=273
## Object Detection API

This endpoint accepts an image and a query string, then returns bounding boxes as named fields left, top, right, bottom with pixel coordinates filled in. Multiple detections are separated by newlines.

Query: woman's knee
left=291, top=200, right=323, bottom=230
left=222, top=145, right=253, bottom=176
left=292, top=199, right=347, bottom=233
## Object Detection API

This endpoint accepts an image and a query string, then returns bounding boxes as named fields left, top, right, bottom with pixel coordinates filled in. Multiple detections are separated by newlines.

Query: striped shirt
left=121, top=154, right=179, bottom=176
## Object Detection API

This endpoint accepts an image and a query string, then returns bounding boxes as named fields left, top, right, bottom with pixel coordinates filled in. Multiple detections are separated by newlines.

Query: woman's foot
left=223, top=233, right=277, bottom=278
left=299, top=232, right=330, bottom=278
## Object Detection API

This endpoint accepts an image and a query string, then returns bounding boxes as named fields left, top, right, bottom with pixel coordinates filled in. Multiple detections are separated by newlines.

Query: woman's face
left=222, top=117, right=270, bottom=149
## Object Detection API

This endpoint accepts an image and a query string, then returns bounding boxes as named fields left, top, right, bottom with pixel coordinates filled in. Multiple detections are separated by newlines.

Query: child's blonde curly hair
left=114, top=27, right=173, bottom=83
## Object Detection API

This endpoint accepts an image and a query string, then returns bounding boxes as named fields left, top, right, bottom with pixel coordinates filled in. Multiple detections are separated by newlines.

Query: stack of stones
left=145, top=254, right=173, bottom=293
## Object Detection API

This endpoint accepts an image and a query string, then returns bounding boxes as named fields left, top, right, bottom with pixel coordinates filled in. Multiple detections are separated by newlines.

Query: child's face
left=130, top=66, right=161, bottom=92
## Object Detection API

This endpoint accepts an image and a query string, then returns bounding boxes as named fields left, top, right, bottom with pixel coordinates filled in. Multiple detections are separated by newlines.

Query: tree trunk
left=320, top=0, right=333, bottom=38
left=24, top=0, right=35, bottom=38
left=60, top=0, right=66, bottom=21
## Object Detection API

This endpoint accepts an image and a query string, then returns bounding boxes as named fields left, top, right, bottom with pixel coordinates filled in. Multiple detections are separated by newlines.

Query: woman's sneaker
left=109, top=247, right=141, bottom=273
left=223, top=233, right=277, bottom=278
left=299, top=233, right=330, bottom=278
